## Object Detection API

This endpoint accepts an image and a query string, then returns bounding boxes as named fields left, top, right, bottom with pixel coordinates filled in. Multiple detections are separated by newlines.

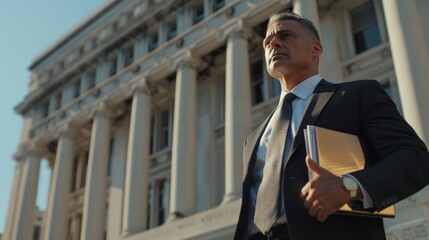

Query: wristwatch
left=340, top=175, right=358, bottom=199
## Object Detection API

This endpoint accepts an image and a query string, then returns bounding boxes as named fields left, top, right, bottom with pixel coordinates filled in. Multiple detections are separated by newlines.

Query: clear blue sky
left=0, top=0, right=106, bottom=233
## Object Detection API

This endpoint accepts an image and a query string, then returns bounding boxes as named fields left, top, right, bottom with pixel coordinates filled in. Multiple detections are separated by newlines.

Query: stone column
left=80, top=102, right=112, bottom=240
left=168, top=58, right=198, bottom=221
left=382, top=0, right=429, bottom=236
left=122, top=82, right=152, bottom=235
left=107, top=117, right=129, bottom=240
left=3, top=161, right=23, bottom=240
left=293, top=0, right=320, bottom=30
left=43, top=124, right=75, bottom=240
left=382, top=0, right=429, bottom=144
left=39, top=159, right=55, bottom=240
left=11, top=146, right=42, bottom=240
left=223, top=30, right=252, bottom=204
left=293, top=0, right=325, bottom=75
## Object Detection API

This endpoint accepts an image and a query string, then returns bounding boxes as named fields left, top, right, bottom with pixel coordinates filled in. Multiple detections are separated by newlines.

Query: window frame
left=147, top=175, right=170, bottom=229
left=339, top=0, right=388, bottom=59
left=150, top=105, right=173, bottom=154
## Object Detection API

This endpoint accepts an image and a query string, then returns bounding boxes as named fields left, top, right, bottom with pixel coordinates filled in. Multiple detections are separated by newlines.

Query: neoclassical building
left=4, top=0, right=429, bottom=239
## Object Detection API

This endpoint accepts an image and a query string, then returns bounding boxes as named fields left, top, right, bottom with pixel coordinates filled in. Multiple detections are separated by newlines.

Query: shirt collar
left=280, top=74, right=322, bottom=101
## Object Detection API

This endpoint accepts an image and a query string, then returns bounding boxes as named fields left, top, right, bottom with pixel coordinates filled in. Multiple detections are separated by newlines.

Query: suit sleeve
left=350, top=80, right=429, bottom=211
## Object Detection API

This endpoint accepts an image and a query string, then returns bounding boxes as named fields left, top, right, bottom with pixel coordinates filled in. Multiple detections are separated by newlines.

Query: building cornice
left=29, top=0, right=121, bottom=70
left=19, top=0, right=292, bottom=141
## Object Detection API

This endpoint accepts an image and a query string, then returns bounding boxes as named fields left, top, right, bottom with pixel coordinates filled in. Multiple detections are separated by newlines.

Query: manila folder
left=304, top=125, right=395, bottom=218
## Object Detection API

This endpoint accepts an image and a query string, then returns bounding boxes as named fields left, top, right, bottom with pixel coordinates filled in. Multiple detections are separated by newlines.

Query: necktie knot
left=284, top=92, right=296, bottom=103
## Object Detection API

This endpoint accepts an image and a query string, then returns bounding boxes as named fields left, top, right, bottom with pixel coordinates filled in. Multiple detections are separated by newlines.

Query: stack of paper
left=304, top=125, right=395, bottom=218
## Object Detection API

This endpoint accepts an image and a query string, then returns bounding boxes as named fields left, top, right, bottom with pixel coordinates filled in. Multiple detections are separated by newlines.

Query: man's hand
left=300, top=156, right=350, bottom=222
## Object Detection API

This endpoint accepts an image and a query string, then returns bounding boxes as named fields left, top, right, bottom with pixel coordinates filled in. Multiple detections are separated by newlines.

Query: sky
left=0, top=0, right=106, bottom=233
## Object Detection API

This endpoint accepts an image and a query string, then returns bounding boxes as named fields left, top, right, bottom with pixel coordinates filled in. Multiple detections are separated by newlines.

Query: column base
left=121, top=226, right=146, bottom=237
left=166, top=211, right=187, bottom=223
left=221, top=193, right=240, bottom=205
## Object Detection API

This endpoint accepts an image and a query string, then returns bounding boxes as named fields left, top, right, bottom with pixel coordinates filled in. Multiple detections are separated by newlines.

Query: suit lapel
left=287, top=80, right=337, bottom=161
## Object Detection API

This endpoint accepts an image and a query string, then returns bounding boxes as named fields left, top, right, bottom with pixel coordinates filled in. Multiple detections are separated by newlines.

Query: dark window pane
left=150, top=116, right=155, bottom=154
left=124, top=48, right=134, bottom=66
left=159, top=110, right=170, bottom=149
left=213, top=0, right=225, bottom=11
left=251, top=60, right=264, bottom=105
left=354, top=24, right=382, bottom=53
left=109, top=57, right=117, bottom=76
left=157, top=180, right=166, bottom=225
left=167, top=23, right=177, bottom=40
left=147, top=184, right=152, bottom=229
left=80, top=154, right=89, bottom=188
left=193, top=5, right=204, bottom=24
left=351, top=2, right=381, bottom=53
left=149, top=35, right=159, bottom=51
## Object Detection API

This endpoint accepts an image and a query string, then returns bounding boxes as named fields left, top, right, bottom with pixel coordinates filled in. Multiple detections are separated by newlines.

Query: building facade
left=4, top=0, right=429, bottom=239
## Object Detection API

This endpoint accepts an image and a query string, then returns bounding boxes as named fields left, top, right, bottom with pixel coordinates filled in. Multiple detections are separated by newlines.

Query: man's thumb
left=306, top=156, right=320, bottom=174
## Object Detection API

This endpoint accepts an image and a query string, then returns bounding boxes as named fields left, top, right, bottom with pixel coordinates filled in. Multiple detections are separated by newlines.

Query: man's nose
left=269, top=37, right=282, bottom=48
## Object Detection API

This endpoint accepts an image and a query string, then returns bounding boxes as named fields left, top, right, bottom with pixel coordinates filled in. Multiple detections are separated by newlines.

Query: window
left=70, top=156, right=79, bottom=192
left=109, top=55, right=117, bottom=76
left=107, top=138, right=114, bottom=176
left=87, top=70, right=96, bottom=89
left=213, top=0, right=225, bottom=11
left=166, top=22, right=177, bottom=41
left=251, top=60, right=265, bottom=105
left=80, top=153, right=89, bottom=188
left=147, top=184, right=152, bottom=229
left=123, top=47, right=134, bottom=67
left=147, top=178, right=170, bottom=228
left=150, top=108, right=172, bottom=153
left=149, top=34, right=159, bottom=51
left=351, top=1, right=382, bottom=54
left=156, top=179, right=169, bottom=225
left=193, top=3, right=204, bottom=24
left=249, top=59, right=281, bottom=106
left=159, top=109, right=170, bottom=150
left=150, top=116, right=155, bottom=154
left=73, top=80, right=81, bottom=99
left=54, top=92, right=62, bottom=110
left=33, top=226, right=41, bottom=240
left=39, top=100, right=49, bottom=120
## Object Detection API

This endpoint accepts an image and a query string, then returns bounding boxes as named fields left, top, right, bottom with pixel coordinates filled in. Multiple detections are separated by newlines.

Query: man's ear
left=313, top=40, right=323, bottom=57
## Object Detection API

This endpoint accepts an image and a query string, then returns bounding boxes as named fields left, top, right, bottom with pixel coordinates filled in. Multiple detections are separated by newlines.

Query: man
left=234, top=10, right=429, bottom=240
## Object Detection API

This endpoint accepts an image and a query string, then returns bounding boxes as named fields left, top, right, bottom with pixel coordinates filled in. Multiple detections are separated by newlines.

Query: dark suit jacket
left=234, top=79, right=429, bottom=240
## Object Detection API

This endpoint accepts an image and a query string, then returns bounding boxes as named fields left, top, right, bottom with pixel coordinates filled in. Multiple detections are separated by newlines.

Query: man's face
left=263, top=19, right=321, bottom=80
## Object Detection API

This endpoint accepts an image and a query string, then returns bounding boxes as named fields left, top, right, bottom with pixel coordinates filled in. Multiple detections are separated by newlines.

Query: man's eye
left=280, top=33, right=291, bottom=39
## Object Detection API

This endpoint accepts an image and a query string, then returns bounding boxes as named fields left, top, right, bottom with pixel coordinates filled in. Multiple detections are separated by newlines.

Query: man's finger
left=300, top=183, right=309, bottom=199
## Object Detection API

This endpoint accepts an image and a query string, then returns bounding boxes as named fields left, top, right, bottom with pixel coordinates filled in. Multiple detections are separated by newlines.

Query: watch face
left=343, top=176, right=358, bottom=190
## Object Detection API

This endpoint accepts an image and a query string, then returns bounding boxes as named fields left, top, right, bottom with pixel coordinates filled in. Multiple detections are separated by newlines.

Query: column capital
left=174, top=50, right=207, bottom=71
left=14, top=140, right=45, bottom=160
left=129, top=77, right=156, bottom=96
left=55, top=121, right=78, bottom=140
left=219, top=20, right=254, bottom=42
left=91, top=101, right=114, bottom=119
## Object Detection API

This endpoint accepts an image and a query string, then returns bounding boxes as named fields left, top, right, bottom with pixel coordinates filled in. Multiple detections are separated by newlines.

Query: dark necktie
left=254, top=93, right=296, bottom=233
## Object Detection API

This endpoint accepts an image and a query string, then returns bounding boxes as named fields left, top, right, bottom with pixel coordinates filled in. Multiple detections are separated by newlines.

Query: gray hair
left=267, top=10, right=320, bottom=41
